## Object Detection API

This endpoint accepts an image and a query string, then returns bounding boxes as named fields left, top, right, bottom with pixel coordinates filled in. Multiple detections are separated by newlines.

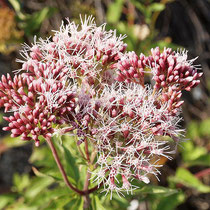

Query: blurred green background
left=0, top=0, right=209, bottom=209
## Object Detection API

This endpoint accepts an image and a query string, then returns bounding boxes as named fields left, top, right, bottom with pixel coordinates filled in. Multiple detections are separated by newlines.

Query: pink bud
left=21, top=136, right=31, bottom=141
left=48, top=115, right=56, bottom=122
left=102, top=55, right=109, bottom=65
left=26, top=124, right=32, bottom=130
left=115, top=75, right=124, bottom=82
left=14, top=112, right=20, bottom=120
left=185, top=86, right=191, bottom=91
left=3, top=127, right=11, bottom=131
left=111, top=109, right=117, bottom=117
left=17, top=87, right=25, bottom=95
left=11, top=133, right=20, bottom=138
left=11, top=129, right=22, bottom=135
left=162, top=93, right=169, bottom=101
left=1, top=75, right=7, bottom=83
left=175, top=101, right=184, bottom=108
left=159, top=75, right=165, bottom=81
left=161, top=81, right=166, bottom=87
left=35, top=141, right=40, bottom=147
left=123, top=130, right=129, bottom=138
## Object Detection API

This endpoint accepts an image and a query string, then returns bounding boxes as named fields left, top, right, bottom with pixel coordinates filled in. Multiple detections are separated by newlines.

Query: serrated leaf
left=63, top=145, right=80, bottom=184
left=169, top=168, right=210, bottom=193
left=28, top=187, right=73, bottom=208
left=13, top=173, right=30, bottom=192
left=25, top=177, right=54, bottom=199
left=32, top=166, right=64, bottom=182
left=91, top=195, right=105, bottom=210
left=136, top=185, right=177, bottom=196
left=156, top=192, right=185, bottom=210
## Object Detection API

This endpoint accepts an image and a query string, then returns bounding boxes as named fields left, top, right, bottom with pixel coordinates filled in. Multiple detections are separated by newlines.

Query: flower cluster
left=88, top=83, right=182, bottom=195
left=0, top=16, right=202, bottom=195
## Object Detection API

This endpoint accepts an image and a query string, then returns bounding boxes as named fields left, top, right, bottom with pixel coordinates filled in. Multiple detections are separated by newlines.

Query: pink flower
left=0, top=16, right=202, bottom=195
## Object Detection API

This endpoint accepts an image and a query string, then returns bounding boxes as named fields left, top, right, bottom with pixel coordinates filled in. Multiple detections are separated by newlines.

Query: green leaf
left=91, top=195, right=106, bottom=210
left=7, top=203, right=37, bottom=210
left=190, top=154, right=210, bottom=167
left=28, top=187, right=73, bottom=209
left=130, top=0, right=145, bottom=14
left=63, top=145, right=80, bottom=184
left=13, top=173, right=30, bottom=192
left=180, top=138, right=209, bottom=166
left=32, top=166, right=64, bottom=182
left=43, top=195, right=74, bottom=210
left=23, top=7, right=57, bottom=35
left=199, top=118, right=210, bottom=137
left=111, top=193, right=130, bottom=209
left=0, top=194, right=16, bottom=209
left=115, top=21, right=127, bottom=34
left=156, top=192, right=185, bottom=210
left=64, top=197, right=83, bottom=210
left=169, top=168, right=210, bottom=193
left=25, top=177, right=54, bottom=200
left=187, top=121, right=199, bottom=140
left=9, top=0, right=26, bottom=20
left=29, top=145, right=55, bottom=167
left=9, top=0, right=21, bottom=12
left=136, top=185, right=178, bottom=196
left=1, top=135, right=29, bottom=148
left=181, top=141, right=207, bottom=162
left=107, top=0, right=124, bottom=24
left=148, top=3, right=165, bottom=13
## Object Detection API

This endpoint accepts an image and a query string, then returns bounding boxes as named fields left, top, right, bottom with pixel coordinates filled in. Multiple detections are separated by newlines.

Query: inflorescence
left=0, top=16, right=202, bottom=195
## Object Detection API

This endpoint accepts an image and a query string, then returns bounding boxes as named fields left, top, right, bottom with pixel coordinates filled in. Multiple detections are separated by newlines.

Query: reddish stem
left=176, top=168, right=210, bottom=189
left=46, top=136, right=83, bottom=194
left=84, top=138, right=90, bottom=162
left=45, top=136, right=102, bottom=195
left=195, top=168, right=210, bottom=179
left=83, top=170, right=91, bottom=209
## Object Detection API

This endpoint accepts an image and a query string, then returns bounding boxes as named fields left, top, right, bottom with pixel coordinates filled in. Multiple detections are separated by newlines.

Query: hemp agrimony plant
left=0, top=16, right=202, bottom=206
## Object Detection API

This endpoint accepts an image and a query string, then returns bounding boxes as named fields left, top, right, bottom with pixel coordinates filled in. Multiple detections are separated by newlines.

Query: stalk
left=45, top=136, right=103, bottom=196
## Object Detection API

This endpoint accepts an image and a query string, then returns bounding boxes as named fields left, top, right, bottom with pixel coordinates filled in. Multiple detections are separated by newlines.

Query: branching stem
left=45, top=136, right=102, bottom=196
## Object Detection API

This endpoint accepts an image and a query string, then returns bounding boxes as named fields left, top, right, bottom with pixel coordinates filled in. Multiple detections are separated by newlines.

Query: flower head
left=0, top=16, right=202, bottom=195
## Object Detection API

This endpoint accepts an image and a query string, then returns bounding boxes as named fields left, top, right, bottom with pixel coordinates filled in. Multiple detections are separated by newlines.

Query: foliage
left=0, top=135, right=181, bottom=210
left=9, top=0, right=57, bottom=37
left=106, top=0, right=179, bottom=54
